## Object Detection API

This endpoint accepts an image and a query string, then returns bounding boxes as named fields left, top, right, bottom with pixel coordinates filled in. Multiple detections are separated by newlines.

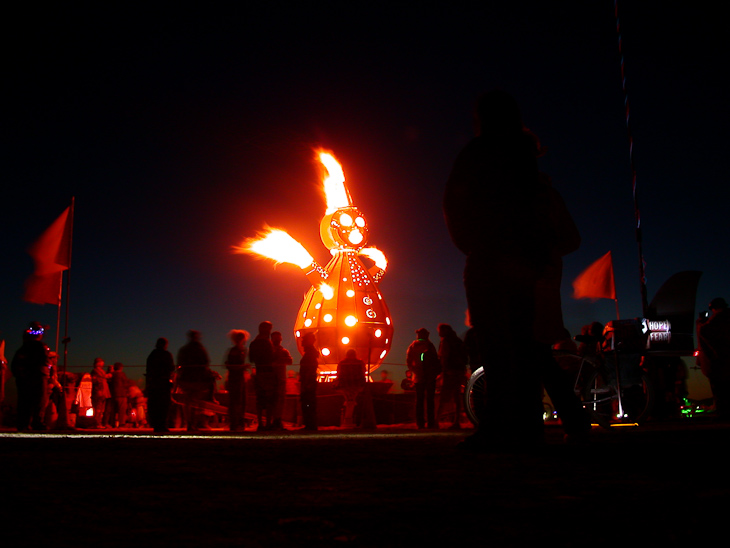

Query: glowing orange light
left=239, top=149, right=393, bottom=375
left=236, top=227, right=313, bottom=269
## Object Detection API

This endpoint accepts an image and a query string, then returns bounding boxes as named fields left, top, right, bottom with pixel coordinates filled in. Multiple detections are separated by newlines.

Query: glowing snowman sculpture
left=239, top=150, right=393, bottom=380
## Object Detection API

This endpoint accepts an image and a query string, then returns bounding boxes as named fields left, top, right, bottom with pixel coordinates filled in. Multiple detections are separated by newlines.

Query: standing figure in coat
left=249, top=321, right=276, bottom=431
left=225, top=329, right=249, bottom=432
left=146, top=337, right=175, bottom=433
left=406, top=328, right=441, bottom=429
left=444, top=90, right=589, bottom=449
left=299, top=332, right=320, bottom=431
left=90, top=358, right=111, bottom=429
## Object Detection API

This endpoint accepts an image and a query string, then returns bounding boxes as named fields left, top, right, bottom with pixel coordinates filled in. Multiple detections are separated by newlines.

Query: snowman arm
left=358, top=247, right=388, bottom=282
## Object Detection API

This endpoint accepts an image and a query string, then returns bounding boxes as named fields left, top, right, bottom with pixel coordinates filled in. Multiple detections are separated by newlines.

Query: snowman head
left=320, top=206, right=369, bottom=250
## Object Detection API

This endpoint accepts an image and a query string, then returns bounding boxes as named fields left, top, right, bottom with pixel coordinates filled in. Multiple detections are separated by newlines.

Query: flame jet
left=236, top=150, right=393, bottom=377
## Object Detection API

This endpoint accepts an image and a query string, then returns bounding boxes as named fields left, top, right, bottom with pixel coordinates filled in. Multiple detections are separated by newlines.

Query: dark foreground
left=1, top=421, right=728, bottom=547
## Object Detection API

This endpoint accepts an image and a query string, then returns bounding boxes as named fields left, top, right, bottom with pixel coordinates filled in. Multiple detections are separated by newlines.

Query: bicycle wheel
left=580, top=369, right=654, bottom=428
left=464, top=366, right=485, bottom=426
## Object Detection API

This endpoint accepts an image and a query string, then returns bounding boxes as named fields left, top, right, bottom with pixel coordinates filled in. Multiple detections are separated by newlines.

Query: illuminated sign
left=642, top=318, right=672, bottom=345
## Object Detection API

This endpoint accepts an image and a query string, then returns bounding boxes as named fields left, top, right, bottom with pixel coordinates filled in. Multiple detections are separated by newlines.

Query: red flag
left=572, top=251, right=616, bottom=301
left=23, top=206, right=72, bottom=305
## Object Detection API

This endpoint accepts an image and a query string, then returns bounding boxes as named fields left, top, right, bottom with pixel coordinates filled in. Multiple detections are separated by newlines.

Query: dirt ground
left=1, top=420, right=728, bottom=547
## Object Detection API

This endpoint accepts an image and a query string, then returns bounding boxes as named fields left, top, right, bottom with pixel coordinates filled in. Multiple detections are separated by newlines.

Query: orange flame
left=234, top=227, right=313, bottom=269
left=358, top=247, right=388, bottom=270
left=317, top=149, right=351, bottom=214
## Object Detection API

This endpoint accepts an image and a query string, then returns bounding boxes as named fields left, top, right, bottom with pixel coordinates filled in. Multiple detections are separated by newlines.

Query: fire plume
left=358, top=247, right=388, bottom=270
left=235, top=227, right=313, bottom=269
left=318, top=150, right=350, bottom=214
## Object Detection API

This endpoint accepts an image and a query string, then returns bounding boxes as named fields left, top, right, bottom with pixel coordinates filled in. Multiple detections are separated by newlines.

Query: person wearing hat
left=10, top=321, right=51, bottom=431
left=697, top=298, right=730, bottom=420
left=406, top=328, right=441, bottom=429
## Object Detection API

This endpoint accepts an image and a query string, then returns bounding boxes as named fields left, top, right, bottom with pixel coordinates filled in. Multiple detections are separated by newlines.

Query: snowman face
left=329, top=206, right=369, bottom=249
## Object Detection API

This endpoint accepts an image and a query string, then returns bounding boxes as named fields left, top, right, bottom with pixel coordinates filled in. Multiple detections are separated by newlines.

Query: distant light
left=322, top=348, right=331, bottom=356
left=374, top=329, right=382, bottom=338
left=345, top=315, right=358, bottom=327
left=304, top=319, right=312, bottom=327
left=385, top=317, right=391, bottom=325
left=379, top=350, right=387, bottom=359
left=324, top=314, right=333, bottom=323
left=341, top=337, right=350, bottom=344
left=346, top=289, right=355, bottom=298
left=340, top=213, right=353, bottom=226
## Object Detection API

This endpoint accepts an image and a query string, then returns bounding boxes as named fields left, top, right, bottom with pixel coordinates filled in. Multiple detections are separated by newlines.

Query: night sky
left=3, top=2, right=727, bottom=387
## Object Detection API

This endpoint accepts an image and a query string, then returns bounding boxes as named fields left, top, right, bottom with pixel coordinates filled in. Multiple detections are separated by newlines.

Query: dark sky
left=3, top=2, right=727, bottom=381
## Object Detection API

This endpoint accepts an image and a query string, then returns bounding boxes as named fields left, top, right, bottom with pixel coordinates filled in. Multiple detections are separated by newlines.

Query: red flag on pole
left=23, top=206, right=73, bottom=305
left=572, top=251, right=617, bottom=301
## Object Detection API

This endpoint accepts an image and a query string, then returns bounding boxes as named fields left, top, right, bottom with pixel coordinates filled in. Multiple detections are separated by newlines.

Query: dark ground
left=1, top=421, right=728, bottom=547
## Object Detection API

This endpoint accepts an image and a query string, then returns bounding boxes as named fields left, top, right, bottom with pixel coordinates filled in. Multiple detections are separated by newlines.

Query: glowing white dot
left=340, top=213, right=353, bottom=226
left=295, top=331, right=301, bottom=337
left=379, top=350, right=387, bottom=359
left=346, top=289, right=355, bottom=297
left=322, top=348, right=331, bottom=356
left=304, top=319, right=312, bottom=327
left=348, top=230, right=363, bottom=245
left=345, top=315, right=358, bottom=327
left=374, top=329, right=382, bottom=338
left=324, top=314, right=333, bottom=323
left=315, top=303, right=321, bottom=309
left=355, top=216, right=365, bottom=227
left=341, top=337, right=350, bottom=344
left=319, top=283, right=334, bottom=300
left=386, top=317, right=391, bottom=325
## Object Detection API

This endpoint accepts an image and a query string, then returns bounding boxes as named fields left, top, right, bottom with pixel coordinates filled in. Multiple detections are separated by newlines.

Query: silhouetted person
left=146, top=337, right=175, bottom=432
left=0, top=336, right=7, bottom=426
left=400, top=370, right=415, bottom=392
left=406, top=328, right=440, bottom=429
left=249, top=321, right=276, bottom=431
left=90, top=357, right=111, bottom=429
left=444, top=90, right=589, bottom=449
left=177, top=330, right=215, bottom=431
left=108, top=363, right=129, bottom=428
left=336, top=348, right=367, bottom=428
left=11, top=322, right=51, bottom=431
left=225, top=329, right=249, bottom=432
left=270, top=330, right=293, bottom=430
left=577, top=322, right=604, bottom=358
left=437, top=324, right=468, bottom=429
left=378, top=369, right=394, bottom=393
left=299, top=332, right=320, bottom=431
left=698, top=298, right=730, bottom=420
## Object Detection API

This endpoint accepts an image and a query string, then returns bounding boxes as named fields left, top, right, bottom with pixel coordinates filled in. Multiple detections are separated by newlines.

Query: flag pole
left=55, top=275, right=63, bottom=353
left=55, top=197, right=74, bottom=431
left=62, top=197, right=75, bottom=370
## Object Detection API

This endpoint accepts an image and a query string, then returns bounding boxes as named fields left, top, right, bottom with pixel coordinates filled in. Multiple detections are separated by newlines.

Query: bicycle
left=464, top=344, right=655, bottom=429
